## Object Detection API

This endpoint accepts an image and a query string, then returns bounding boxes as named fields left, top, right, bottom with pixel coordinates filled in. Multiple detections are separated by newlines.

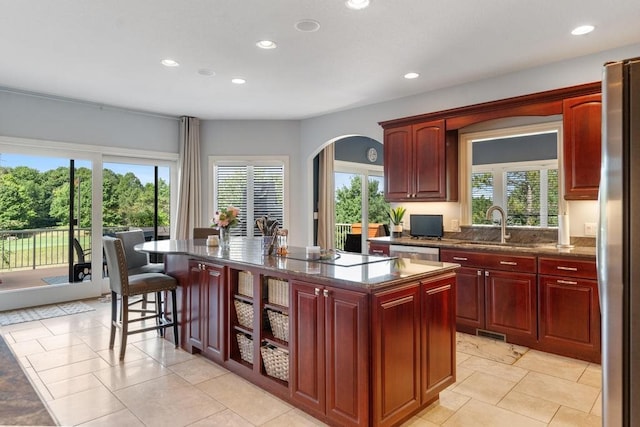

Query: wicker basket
left=234, top=299, right=254, bottom=329
left=238, top=271, right=253, bottom=297
left=236, top=333, right=253, bottom=364
left=261, top=345, right=289, bottom=381
left=267, top=278, right=289, bottom=307
left=267, top=309, right=289, bottom=342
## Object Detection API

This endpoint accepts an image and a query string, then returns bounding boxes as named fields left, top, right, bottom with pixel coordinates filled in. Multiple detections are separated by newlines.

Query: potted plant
left=388, top=206, right=406, bottom=237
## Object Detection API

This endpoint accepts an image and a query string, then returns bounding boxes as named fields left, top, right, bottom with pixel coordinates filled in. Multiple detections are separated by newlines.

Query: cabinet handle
left=453, top=256, right=468, bottom=261
left=557, top=266, right=578, bottom=271
left=314, top=288, right=320, bottom=296
left=499, top=261, right=518, bottom=266
left=485, top=271, right=489, bottom=277
left=372, top=249, right=384, bottom=254
left=209, top=271, right=220, bottom=277
left=477, top=270, right=482, bottom=276
left=557, top=279, right=578, bottom=285
left=323, top=289, right=329, bottom=298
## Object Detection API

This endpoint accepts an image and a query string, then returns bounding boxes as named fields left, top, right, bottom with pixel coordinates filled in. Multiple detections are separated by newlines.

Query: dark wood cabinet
left=372, top=274, right=456, bottom=427
left=421, top=276, right=456, bottom=405
left=383, top=119, right=457, bottom=202
left=369, top=242, right=390, bottom=256
left=186, top=260, right=225, bottom=362
left=538, top=257, right=600, bottom=363
left=290, top=281, right=369, bottom=427
left=563, top=93, right=602, bottom=200
left=450, top=266, right=484, bottom=334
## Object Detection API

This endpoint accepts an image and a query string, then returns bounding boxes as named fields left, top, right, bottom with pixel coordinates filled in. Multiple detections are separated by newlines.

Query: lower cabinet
left=290, top=280, right=369, bottom=427
left=372, top=274, right=456, bottom=427
left=186, top=260, right=225, bottom=362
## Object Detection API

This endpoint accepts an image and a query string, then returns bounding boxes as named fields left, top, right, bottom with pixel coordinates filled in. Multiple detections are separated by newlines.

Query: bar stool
left=103, top=236, right=179, bottom=360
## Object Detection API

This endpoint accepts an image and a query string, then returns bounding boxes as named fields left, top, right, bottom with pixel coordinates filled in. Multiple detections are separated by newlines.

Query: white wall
left=298, top=43, right=640, bottom=243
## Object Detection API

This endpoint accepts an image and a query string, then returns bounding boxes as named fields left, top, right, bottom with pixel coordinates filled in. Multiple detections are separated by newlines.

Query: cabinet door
left=187, top=261, right=203, bottom=351
left=455, top=266, right=485, bottom=333
left=384, top=126, right=412, bottom=201
left=538, top=275, right=600, bottom=362
left=325, top=287, right=369, bottom=427
left=485, top=270, right=537, bottom=347
left=203, top=264, right=225, bottom=362
left=372, top=284, right=421, bottom=426
left=369, top=243, right=390, bottom=256
left=290, top=281, right=325, bottom=414
left=421, top=275, right=456, bottom=404
left=563, top=93, right=602, bottom=200
left=413, top=120, right=446, bottom=200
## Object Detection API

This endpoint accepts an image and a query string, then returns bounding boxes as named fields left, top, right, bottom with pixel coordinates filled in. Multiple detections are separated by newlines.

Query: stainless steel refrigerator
left=598, top=57, right=640, bottom=427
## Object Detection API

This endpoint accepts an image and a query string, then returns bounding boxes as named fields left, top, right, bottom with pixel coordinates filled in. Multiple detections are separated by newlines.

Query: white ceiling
left=1, top=0, right=639, bottom=120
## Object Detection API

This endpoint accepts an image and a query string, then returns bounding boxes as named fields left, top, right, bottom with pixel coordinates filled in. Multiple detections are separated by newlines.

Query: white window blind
left=214, top=162, right=285, bottom=237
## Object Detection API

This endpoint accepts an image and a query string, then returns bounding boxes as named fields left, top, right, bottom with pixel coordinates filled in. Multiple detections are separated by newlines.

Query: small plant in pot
left=388, top=206, right=406, bottom=237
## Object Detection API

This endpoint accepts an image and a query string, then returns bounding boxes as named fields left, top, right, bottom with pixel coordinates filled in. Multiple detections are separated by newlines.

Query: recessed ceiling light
left=231, top=78, right=246, bottom=85
left=161, top=58, right=179, bottom=67
left=198, top=68, right=215, bottom=76
left=571, top=25, right=595, bottom=35
left=295, top=19, right=321, bottom=32
left=346, top=0, right=370, bottom=10
left=404, top=72, right=420, bottom=79
left=256, top=40, right=277, bottom=49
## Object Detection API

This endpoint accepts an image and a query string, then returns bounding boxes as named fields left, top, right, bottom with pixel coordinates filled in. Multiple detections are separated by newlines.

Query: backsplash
left=441, top=225, right=596, bottom=247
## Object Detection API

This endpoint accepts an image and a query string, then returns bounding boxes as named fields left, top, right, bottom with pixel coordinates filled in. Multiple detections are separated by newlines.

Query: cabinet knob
left=477, top=270, right=482, bottom=276
left=485, top=271, right=489, bottom=277
left=314, top=288, right=320, bottom=296
left=323, top=289, right=329, bottom=298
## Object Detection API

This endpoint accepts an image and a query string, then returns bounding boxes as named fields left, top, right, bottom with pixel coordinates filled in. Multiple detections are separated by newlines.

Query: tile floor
left=1, top=298, right=602, bottom=426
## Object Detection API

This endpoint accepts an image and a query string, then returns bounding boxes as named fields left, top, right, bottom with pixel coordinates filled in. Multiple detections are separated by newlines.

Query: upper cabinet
left=383, top=119, right=458, bottom=202
left=562, top=93, right=602, bottom=200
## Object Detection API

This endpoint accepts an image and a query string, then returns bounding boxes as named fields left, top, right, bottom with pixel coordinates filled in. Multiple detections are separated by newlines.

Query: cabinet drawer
left=538, top=257, right=596, bottom=279
left=440, top=249, right=536, bottom=273
left=369, top=243, right=390, bottom=256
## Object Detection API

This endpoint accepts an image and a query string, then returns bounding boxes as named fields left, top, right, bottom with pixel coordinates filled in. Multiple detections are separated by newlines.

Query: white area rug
left=0, top=301, right=95, bottom=326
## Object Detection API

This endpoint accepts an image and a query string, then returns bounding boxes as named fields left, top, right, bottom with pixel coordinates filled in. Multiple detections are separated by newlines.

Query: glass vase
left=219, top=227, right=230, bottom=249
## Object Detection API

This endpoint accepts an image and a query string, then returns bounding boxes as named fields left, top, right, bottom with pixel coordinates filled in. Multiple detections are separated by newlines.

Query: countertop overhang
left=136, top=238, right=459, bottom=291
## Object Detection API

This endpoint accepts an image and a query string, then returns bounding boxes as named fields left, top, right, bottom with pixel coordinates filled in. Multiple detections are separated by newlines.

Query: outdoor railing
left=335, top=223, right=352, bottom=250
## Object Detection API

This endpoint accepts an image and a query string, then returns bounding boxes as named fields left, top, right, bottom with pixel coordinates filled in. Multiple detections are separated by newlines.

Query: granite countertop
left=369, top=236, right=596, bottom=259
left=136, top=238, right=459, bottom=291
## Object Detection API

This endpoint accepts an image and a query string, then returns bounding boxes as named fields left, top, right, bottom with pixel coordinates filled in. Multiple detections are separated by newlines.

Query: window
left=461, top=122, right=561, bottom=228
left=212, top=158, right=287, bottom=237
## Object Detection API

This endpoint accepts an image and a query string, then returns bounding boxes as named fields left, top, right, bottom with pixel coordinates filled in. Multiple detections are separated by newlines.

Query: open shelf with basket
left=260, top=276, right=290, bottom=385
left=229, top=269, right=256, bottom=368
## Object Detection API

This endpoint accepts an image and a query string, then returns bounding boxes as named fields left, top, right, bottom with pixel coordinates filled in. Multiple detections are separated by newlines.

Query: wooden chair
left=103, top=236, right=178, bottom=360
left=193, top=227, right=219, bottom=239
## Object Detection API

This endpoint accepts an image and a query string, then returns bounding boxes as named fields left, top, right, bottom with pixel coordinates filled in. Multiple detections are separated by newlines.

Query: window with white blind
left=211, top=158, right=287, bottom=237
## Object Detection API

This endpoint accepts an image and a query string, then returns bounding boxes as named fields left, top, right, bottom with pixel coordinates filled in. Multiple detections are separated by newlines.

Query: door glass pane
left=368, top=175, right=390, bottom=235
left=334, top=172, right=362, bottom=251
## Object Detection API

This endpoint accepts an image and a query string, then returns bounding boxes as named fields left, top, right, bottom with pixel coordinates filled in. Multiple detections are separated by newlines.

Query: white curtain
left=175, top=117, right=202, bottom=239
left=317, top=144, right=335, bottom=249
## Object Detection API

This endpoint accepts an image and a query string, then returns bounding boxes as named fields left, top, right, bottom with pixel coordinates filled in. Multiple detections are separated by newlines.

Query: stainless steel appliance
left=598, top=57, right=640, bottom=426
left=389, top=244, right=439, bottom=261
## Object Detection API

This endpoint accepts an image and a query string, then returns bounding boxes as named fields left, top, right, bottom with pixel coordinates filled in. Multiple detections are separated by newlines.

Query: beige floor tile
left=133, top=336, right=196, bottom=366
left=46, top=384, right=124, bottom=426
left=513, top=371, right=599, bottom=413
left=578, top=364, right=602, bottom=388
left=74, top=325, right=114, bottom=351
left=514, top=350, right=589, bottom=381
left=262, top=408, right=329, bottom=426
left=0, top=319, right=45, bottom=333
left=459, top=355, right=528, bottom=382
left=45, top=372, right=103, bottom=399
left=77, top=408, right=145, bottom=426
left=41, top=315, right=106, bottom=335
left=590, top=392, right=602, bottom=417
left=37, top=332, right=84, bottom=350
left=97, top=344, right=149, bottom=366
left=27, top=342, right=98, bottom=371
left=114, top=374, right=225, bottom=427
left=37, top=356, right=111, bottom=384
left=450, top=365, right=474, bottom=386
left=456, top=333, right=529, bottom=364
left=416, top=401, right=456, bottom=424
left=455, top=351, right=471, bottom=365
left=497, top=390, right=560, bottom=423
left=9, top=325, right=54, bottom=342
left=8, top=338, right=46, bottom=357
left=549, top=405, right=602, bottom=426
left=442, top=399, right=546, bottom=427
left=451, top=371, right=516, bottom=405
left=400, top=416, right=440, bottom=426
left=438, top=389, right=472, bottom=411
left=188, top=408, right=254, bottom=426
left=93, top=356, right=170, bottom=391
left=169, top=355, right=228, bottom=384
left=197, top=372, right=292, bottom=425
left=24, top=366, right=54, bottom=402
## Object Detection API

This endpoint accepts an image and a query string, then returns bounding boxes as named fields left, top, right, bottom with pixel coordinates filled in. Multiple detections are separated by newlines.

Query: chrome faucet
left=486, top=205, right=511, bottom=244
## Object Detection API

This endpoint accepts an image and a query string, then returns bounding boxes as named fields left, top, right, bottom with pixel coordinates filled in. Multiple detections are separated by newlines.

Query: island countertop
left=136, top=237, right=459, bottom=291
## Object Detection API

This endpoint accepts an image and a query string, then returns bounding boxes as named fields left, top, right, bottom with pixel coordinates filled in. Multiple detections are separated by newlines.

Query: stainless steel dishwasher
left=389, top=245, right=439, bottom=261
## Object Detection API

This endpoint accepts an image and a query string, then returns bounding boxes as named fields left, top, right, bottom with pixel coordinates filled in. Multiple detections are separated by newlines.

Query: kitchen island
left=137, top=238, right=459, bottom=427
